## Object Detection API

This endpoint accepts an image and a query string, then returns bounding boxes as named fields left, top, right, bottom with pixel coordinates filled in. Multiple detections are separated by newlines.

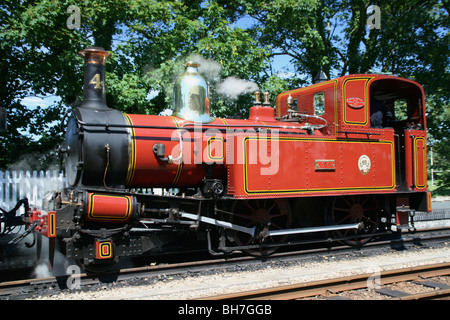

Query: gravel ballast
left=31, top=241, right=450, bottom=300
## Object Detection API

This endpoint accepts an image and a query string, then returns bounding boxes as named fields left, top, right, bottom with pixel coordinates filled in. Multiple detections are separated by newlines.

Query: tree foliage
left=1, top=0, right=449, bottom=188
left=0, top=0, right=268, bottom=169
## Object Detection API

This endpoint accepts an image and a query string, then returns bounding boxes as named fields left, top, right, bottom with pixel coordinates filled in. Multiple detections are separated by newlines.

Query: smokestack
left=78, top=47, right=111, bottom=110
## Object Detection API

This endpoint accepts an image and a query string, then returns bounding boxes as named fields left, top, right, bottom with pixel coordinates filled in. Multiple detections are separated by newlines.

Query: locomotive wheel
left=231, top=198, right=291, bottom=256
left=330, top=195, right=380, bottom=246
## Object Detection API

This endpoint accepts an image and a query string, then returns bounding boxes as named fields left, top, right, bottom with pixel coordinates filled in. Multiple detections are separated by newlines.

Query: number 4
left=90, top=74, right=104, bottom=90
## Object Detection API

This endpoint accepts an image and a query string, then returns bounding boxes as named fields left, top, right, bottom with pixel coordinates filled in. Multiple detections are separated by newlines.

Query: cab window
left=369, top=79, right=424, bottom=130
left=314, top=92, right=325, bottom=115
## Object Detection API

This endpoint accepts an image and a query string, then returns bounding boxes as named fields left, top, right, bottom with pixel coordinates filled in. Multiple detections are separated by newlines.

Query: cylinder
left=84, top=192, right=137, bottom=223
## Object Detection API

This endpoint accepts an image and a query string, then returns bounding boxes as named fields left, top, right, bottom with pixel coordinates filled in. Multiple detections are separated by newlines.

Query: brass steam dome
left=173, top=61, right=213, bottom=123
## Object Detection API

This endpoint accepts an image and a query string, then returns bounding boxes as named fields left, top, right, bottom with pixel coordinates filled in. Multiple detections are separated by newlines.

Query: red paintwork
left=248, top=106, right=276, bottom=121
left=95, top=240, right=113, bottom=259
left=404, top=130, right=427, bottom=190
left=85, top=193, right=133, bottom=223
left=226, top=132, right=395, bottom=198
left=29, top=209, right=56, bottom=238
left=121, top=74, right=427, bottom=199
left=275, top=74, right=428, bottom=193
left=124, top=113, right=303, bottom=189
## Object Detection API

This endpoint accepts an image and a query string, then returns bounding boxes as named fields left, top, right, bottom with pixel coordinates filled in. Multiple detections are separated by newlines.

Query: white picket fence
left=0, top=170, right=67, bottom=211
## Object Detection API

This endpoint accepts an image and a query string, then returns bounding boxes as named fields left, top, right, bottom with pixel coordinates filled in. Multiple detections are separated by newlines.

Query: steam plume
left=216, top=76, right=259, bottom=100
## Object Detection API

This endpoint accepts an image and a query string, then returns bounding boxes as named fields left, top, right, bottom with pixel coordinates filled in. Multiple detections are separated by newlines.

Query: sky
left=21, top=95, right=61, bottom=109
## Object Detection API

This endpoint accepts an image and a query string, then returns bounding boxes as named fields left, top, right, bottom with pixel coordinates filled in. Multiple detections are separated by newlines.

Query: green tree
left=238, top=0, right=449, bottom=83
left=427, top=95, right=450, bottom=191
left=119, top=0, right=269, bottom=116
left=0, top=0, right=91, bottom=170
left=238, top=0, right=449, bottom=189
left=0, top=0, right=270, bottom=169
left=2, top=0, right=448, bottom=182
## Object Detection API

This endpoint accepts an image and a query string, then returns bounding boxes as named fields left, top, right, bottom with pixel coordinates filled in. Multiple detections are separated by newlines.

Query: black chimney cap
left=313, top=69, right=328, bottom=84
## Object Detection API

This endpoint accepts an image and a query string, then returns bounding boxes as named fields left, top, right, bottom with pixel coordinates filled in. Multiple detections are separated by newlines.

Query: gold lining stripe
left=342, top=77, right=373, bottom=126
left=124, top=114, right=136, bottom=186
left=48, top=212, right=56, bottom=237
left=414, top=137, right=427, bottom=188
left=88, top=194, right=132, bottom=221
left=206, top=136, right=224, bottom=161
left=170, top=116, right=183, bottom=186
left=242, top=136, right=395, bottom=194
left=427, top=192, right=432, bottom=212
left=220, top=118, right=230, bottom=129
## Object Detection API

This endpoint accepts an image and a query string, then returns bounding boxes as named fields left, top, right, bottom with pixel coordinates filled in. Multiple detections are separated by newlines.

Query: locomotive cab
left=368, top=78, right=427, bottom=192
left=369, top=78, right=425, bottom=131
left=275, top=74, right=428, bottom=194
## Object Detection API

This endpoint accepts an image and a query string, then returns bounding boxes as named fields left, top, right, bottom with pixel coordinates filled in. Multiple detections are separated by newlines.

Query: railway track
left=0, top=228, right=449, bottom=299
left=202, top=262, right=450, bottom=300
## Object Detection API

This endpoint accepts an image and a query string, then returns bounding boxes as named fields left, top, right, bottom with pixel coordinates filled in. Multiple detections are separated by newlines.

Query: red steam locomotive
left=3, top=47, right=440, bottom=272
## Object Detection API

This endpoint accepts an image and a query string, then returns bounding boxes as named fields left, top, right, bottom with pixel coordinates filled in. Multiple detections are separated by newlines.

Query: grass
left=428, top=179, right=450, bottom=197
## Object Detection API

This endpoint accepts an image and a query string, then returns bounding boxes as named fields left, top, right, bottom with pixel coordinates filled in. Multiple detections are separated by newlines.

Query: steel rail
left=391, top=288, right=450, bottom=300
left=201, top=262, right=450, bottom=300
left=1, top=229, right=450, bottom=299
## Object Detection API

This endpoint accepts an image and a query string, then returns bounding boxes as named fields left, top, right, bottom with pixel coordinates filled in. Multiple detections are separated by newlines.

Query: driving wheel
left=231, top=198, right=291, bottom=256
left=330, top=195, right=380, bottom=246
